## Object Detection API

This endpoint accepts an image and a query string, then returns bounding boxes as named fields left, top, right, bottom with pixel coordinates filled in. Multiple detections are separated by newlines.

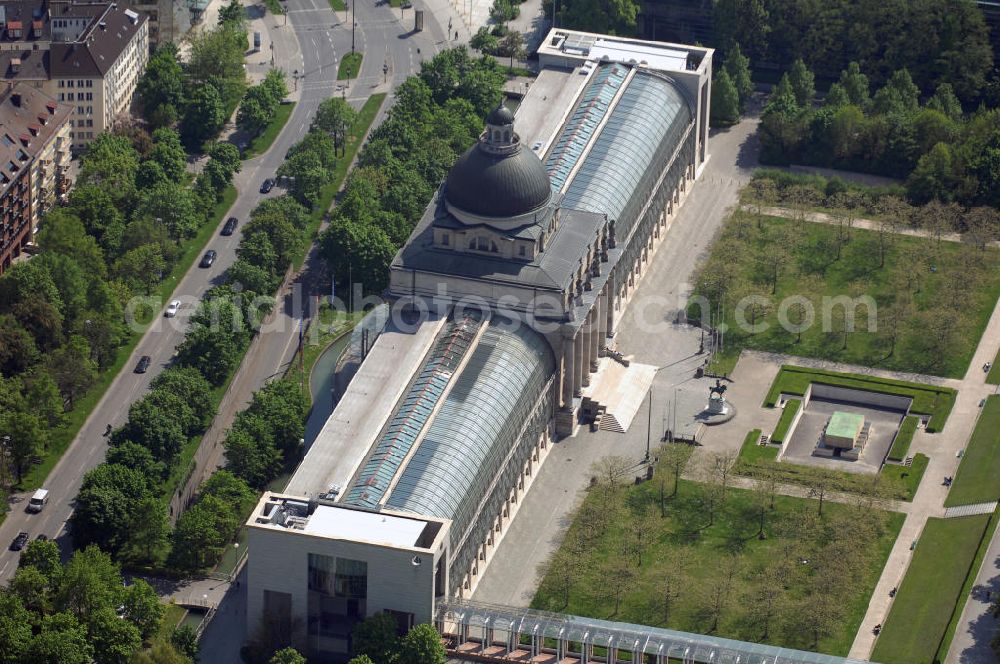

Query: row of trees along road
left=0, top=127, right=240, bottom=492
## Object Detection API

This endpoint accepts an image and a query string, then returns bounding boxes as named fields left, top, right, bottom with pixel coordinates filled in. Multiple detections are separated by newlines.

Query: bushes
left=168, top=471, right=256, bottom=572
left=237, top=70, right=289, bottom=137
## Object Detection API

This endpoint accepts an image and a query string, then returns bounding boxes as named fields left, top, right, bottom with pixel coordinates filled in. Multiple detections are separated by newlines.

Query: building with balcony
left=0, top=82, right=71, bottom=273
left=1, top=0, right=148, bottom=151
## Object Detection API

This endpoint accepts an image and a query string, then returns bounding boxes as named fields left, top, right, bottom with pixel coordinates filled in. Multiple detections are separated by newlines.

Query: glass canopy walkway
left=435, top=600, right=877, bottom=664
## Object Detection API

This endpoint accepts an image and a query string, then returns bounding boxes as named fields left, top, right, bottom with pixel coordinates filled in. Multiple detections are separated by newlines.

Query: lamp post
left=293, top=69, right=298, bottom=91
left=270, top=42, right=274, bottom=66
left=383, top=60, right=389, bottom=83
left=351, top=0, right=356, bottom=53
left=448, top=17, right=452, bottom=39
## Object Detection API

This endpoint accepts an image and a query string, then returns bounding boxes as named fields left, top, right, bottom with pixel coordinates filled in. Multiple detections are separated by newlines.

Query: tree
left=70, top=464, right=153, bottom=554
left=926, top=82, right=962, bottom=121
left=470, top=27, right=499, bottom=54
left=269, top=648, right=306, bottom=664
left=19, top=539, right=62, bottom=582
left=89, top=606, right=142, bottom=664
left=237, top=90, right=273, bottom=137
left=133, top=643, right=193, bottom=664
left=119, top=397, right=188, bottom=462
left=963, top=206, right=998, bottom=250
left=79, top=133, right=140, bottom=199
left=312, top=98, right=357, bottom=156
left=218, top=0, right=244, bottom=25
left=348, top=657, right=375, bottom=664
left=723, top=43, right=753, bottom=110
left=788, top=59, right=815, bottom=107
left=351, top=610, right=400, bottom=663
left=712, top=0, right=769, bottom=61
left=824, top=83, right=849, bottom=108
left=10, top=565, right=52, bottom=615
left=168, top=494, right=239, bottom=571
left=277, top=150, right=328, bottom=204
left=120, top=498, right=169, bottom=565
left=45, top=335, right=97, bottom=409
left=536, top=539, right=584, bottom=610
left=653, top=547, right=688, bottom=626
left=872, top=69, right=920, bottom=115
left=176, top=323, right=245, bottom=386
left=398, top=624, right=446, bottom=664
left=0, top=316, right=38, bottom=378
left=208, top=142, right=243, bottom=181
left=69, top=185, right=125, bottom=254
left=745, top=561, right=786, bottom=640
left=700, top=554, right=741, bottom=632
left=0, top=592, right=33, bottom=663
left=150, top=367, right=215, bottom=430
left=138, top=44, right=185, bottom=127
left=657, top=443, right=692, bottom=501
left=170, top=625, right=199, bottom=661
left=186, top=23, right=248, bottom=113
left=710, top=70, right=741, bottom=126
left=320, top=218, right=397, bottom=296
left=183, top=84, right=226, bottom=148
left=55, top=546, right=124, bottom=624
left=114, top=243, right=167, bottom=294
left=838, top=62, right=869, bottom=108
left=121, top=580, right=164, bottom=642
left=23, top=612, right=93, bottom=664
left=750, top=471, right=778, bottom=538
left=499, top=31, right=526, bottom=69
left=0, top=412, right=47, bottom=483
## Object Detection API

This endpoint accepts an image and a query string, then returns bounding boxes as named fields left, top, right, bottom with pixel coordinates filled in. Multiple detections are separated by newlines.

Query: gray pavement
left=471, top=113, right=762, bottom=606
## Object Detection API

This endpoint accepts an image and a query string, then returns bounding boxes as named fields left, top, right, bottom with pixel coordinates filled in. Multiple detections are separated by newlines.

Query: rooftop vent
left=10, top=90, right=21, bottom=106
left=124, top=9, right=139, bottom=24
left=10, top=59, right=20, bottom=74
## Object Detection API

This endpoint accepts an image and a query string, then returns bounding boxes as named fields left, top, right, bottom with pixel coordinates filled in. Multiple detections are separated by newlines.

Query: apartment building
left=0, top=82, right=71, bottom=273
left=0, top=0, right=148, bottom=151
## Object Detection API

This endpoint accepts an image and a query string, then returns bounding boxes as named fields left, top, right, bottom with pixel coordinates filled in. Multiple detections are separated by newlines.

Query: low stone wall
left=808, top=382, right=913, bottom=414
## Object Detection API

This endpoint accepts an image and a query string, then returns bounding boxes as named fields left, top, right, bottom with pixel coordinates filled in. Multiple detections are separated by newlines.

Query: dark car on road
left=135, top=355, right=151, bottom=373
left=222, top=217, right=239, bottom=236
left=260, top=178, right=275, bottom=194
left=9, top=532, right=28, bottom=551
left=199, top=250, right=217, bottom=268
left=35, top=534, right=48, bottom=541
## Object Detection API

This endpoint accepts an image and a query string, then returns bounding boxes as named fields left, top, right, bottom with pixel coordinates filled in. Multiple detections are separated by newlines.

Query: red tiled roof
left=7, top=21, right=23, bottom=29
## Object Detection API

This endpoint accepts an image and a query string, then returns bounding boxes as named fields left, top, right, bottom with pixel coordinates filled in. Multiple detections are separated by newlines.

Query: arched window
left=492, top=130, right=500, bottom=142
left=469, top=236, right=476, bottom=250
left=503, top=130, right=510, bottom=142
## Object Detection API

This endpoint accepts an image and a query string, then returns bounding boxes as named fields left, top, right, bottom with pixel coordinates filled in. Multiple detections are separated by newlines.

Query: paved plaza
left=781, top=398, right=905, bottom=474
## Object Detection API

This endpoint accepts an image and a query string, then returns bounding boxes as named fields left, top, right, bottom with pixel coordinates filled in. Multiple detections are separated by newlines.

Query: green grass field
left=945, top=396, right=1000, bottom=507
left=692, top=214, right=1000, bottom=379
left=328, top=0, right=345, bottom=9
left=764, top=365, right=956, bottom=432
left=771, top=399, right=800, bottom=443
left=337, top=52, right=363, bottom=80
left=532, top=475, right=903, bottom=656
left=12, top=186, right=238, bottom=495
left=872, top=515, right=991, bottom=664
left=739, top=429, right=778, bottom=463
left=887, top=415, right=918, bottom=462
left=296, top=93, right=386, bottom=270
left=244, top=102, right=295, bottom=158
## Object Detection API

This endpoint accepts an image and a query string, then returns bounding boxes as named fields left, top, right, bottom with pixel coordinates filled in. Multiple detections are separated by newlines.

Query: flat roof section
left=828, top=410, right=864, bottom=439
left=513, top=67, right=588, bottom=156
left=303, top=504, right=427, bottom=548
left=284, top=314, right=447, bottom=499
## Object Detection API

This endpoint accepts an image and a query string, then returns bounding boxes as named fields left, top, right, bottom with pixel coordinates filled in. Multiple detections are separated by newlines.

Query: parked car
left=164, top=300, right=181, bottom=317
left=199, top=250, right=217, bottom=268
left=222, top=217, right=239, bottom=236
left=259, top=178, right=275, bottom=194
left=135, top=355, right=151, bottom=373
left=9, top=532, right=28, bottom=551
left=35, top=534, right=48, bottom=541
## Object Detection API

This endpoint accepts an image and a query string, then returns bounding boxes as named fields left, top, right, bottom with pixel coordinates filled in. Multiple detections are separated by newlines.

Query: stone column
left=562, top=334, right=575, bottom=408
left=598, top=288, right=608, bottom=353
left=590, top=299, right=601, bottom=371
left=581, top=310, right=592, bottom=387
left=606, top=272, right=616, bottom=338
left=573, top=326, right=584, bottom=396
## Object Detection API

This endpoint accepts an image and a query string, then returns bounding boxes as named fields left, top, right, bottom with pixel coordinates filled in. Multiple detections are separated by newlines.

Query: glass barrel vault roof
left=344, top=314, right=483, bottom=509
left=384, top=317, right=554, bottom=532
left=438, top=600, right=879, bottom=664
left=557, top=68, right=693, bottom=223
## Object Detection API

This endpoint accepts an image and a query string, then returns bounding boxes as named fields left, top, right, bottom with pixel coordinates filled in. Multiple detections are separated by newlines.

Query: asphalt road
left=0, top=0, right=455, bottom=581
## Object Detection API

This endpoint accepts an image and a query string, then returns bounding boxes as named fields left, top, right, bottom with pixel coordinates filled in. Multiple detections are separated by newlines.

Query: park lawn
left=691, top=214, right=1000, bottom=379
left=887, top=415, right=918, bottom=462
left=771, top=399, right=800, bottom=443
left=872, top=515, right=991, bottom=664
left=296, top=93, right=386, bottom=270
left=764, top=365, right=956, bottom=432
left=988, top=348, right=1000, bottom=384
left=532, top=477, right=903, bottom=657
left=739, top=429, right=778, bottom=463
left=944, top=396, right=1000, bottom=507
left=327, top=0, right=345, bottom=9
left=337, top=52, right=363, bottom=80
left=244, top=102, right=295, bottom=158
left=13, top=185, right=238, bottom=494
left=936, top=507, right=1000, bottom=661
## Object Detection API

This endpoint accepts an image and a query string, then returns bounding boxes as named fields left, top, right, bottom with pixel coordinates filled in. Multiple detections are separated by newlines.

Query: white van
left=26, top=489, right=49, bottom=513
